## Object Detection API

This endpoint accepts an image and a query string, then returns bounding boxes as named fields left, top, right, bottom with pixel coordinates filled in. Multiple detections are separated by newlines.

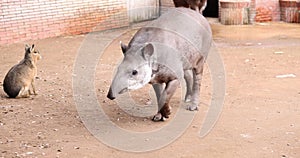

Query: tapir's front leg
left=152, top=83, right=163, bottom=104
left=152, top=80, right=179, bottom=121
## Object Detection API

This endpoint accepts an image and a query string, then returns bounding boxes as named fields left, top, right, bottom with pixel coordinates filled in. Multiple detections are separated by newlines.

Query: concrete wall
left=128, top=0, right=160, bottom=23
left=161, top=0, right=175, bottom=8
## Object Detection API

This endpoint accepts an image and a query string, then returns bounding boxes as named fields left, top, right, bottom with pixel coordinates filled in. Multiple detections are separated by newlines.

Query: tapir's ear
left=120, top=41, right=127, bottom=54
left=142, top=43, right=154, bottom=60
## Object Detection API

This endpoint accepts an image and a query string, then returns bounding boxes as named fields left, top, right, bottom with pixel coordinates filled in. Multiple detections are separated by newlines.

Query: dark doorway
left=203, top=0, right=219, bottom=17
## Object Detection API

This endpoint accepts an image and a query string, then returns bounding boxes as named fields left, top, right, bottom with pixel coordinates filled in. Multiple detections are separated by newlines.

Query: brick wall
left=255, top=0, right=281, bottom=21
left=0, top=0, right=128, bottom=45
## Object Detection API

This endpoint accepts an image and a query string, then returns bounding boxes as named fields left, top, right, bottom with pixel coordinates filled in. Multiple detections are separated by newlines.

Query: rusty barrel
left=279, top=0, right=300, bottom=23
left=219, top=0, right=250, bottom=25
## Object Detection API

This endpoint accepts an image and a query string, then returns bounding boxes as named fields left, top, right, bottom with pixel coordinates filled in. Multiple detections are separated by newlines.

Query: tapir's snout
left=107, top=88, right=116, bottom=100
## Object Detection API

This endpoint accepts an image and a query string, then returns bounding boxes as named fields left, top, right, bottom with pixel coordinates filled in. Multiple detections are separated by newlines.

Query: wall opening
left=203, top=0, right=219, bottom=17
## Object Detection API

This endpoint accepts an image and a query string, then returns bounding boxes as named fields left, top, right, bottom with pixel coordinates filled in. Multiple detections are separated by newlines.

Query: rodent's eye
left=132, top=70, right=138, bottom=76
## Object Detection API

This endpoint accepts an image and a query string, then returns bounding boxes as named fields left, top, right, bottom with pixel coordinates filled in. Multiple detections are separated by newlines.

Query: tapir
left=107, top=8, right=212, bottom=121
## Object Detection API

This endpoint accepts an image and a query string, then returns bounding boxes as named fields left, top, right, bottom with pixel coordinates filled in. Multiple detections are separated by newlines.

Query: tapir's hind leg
left=187, top=57, right=204, bottom=111
left=184, top=70, right=193, bottom=102
left=152, top=80, right=179, bottom=121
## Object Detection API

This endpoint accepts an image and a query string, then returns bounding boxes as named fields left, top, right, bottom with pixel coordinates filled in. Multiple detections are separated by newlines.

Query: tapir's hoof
left=187, top=105, right=198, bottom=111
left=152, top=113, right=166, bottom=122
left=160, top=104, right=171, bottom=118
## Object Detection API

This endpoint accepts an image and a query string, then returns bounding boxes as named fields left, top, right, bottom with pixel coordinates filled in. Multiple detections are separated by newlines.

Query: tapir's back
left=129, top=8, right=212, bottom=59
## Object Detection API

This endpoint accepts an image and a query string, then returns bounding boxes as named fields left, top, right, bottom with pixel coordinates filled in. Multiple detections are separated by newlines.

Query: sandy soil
left=0, top=19, right=299, bottom=158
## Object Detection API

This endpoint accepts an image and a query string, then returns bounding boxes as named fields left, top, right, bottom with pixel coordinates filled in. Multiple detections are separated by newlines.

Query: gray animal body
left=3, top=44, right=41, bottom=98
left=173, top=0, right=207, bottom=14
left=107, top=8, right=212, bottom=121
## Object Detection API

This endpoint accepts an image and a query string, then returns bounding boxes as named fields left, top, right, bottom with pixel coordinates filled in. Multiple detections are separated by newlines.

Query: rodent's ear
left=30, top=44, right=35, bottom=53
left=25, top=44, right=30, bottom=51
left=142, top=43, right=154, bottom=61
left=120, top=41, right=127, bottom=54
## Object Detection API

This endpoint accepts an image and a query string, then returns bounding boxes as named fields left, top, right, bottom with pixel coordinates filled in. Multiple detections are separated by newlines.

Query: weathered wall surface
left=0, top=0, right=128, bottom=44
left=256, top=0, right=281, bottom=22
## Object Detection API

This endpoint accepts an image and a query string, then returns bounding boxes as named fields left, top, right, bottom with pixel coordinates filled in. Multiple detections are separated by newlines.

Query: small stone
left=40, top=144, right=50, bottom=149
left=26, top=152, right=33, bottom=155
left=285, top=132, right=294, bottom=135
left=245, top=42, right=253, bottom=46
left=274, top=51, right=284, bottom=54
left=7, top=139, right=14, bottom=143
left=276, top=74, right=296, bottom=78
left=240, top=133, right=251, bottom=138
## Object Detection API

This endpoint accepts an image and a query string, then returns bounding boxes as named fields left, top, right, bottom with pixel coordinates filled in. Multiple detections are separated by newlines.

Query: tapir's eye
left=132, top=70, right=138, bottom=76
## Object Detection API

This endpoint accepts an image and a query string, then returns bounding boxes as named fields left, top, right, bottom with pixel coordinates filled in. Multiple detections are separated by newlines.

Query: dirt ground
left=0, top=19, right=299, bottom=158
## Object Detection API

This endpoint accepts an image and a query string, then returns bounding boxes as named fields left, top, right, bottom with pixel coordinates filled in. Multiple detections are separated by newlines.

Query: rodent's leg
left=17, top=86, right=30, bottom=98
left=31, top=79, right=37, bottom=95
